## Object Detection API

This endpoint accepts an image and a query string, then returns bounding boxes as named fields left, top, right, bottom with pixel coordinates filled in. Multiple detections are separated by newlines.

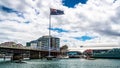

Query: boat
left=13, top=59, right=26, bottom=63
left=56, top=55, right=69, bottom=59
left=91, top=48, right=120, bottom=59
left=46, top=56, right=55, bottom=60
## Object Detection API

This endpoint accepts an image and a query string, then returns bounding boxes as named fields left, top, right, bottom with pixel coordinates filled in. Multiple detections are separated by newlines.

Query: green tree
left=60, top=45, right=68, bottom=56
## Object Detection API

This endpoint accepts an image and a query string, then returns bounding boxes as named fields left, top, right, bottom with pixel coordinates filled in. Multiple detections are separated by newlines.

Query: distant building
left=0, top=41, right=24, bottom=48
left=67, top=51, right=82, bottom=58
left=26, top=36, right=60, bottom=51
left=26, top=40, right=38, bottom=49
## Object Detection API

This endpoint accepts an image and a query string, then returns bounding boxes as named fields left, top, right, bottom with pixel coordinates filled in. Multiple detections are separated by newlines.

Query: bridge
left=0, top=46, right=60, bottom=61
left=68, top=46, right=120, bottom=52
left=68, top=45, right=120, bottom=58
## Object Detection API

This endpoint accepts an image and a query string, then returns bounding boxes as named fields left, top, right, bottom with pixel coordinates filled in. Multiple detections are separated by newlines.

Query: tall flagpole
left=48, top=8, right=51, bottom=57
left=48, top=8, right=64, bottom=57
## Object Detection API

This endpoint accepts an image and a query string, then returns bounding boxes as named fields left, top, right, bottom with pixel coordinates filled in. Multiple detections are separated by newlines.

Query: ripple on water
left=0, top=59, right=120, bottom=68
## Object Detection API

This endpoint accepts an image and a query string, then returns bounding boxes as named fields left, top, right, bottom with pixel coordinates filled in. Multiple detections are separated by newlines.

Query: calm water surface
left=0, top=58, right=120, bottom=68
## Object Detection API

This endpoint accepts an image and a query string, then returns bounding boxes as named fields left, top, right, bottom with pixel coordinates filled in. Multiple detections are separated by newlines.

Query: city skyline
left=0, top=0, right=120, bottom=47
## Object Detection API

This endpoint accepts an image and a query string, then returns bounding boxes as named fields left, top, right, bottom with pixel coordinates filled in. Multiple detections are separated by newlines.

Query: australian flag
left=50, top=8, right=64, bottom=15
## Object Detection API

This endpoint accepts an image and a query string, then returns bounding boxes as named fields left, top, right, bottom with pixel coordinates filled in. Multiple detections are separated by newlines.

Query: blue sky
left=49, top=27, right=69, bottom=33
left=0, top=0, right=120, bottom=47
left=74, top=35, right=95, bottom=41
left=0, top=5, right=24, bottom=18
left=62, top=0, right=88, bottom=8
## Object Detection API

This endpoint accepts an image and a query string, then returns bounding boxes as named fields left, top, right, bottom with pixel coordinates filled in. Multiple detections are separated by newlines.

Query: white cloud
left=0, top=0, right=120, bottom=48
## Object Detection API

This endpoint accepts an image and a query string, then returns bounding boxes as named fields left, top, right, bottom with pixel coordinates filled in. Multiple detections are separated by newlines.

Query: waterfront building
left=0, top=42, right=16, bottom=47
left=26, top=40, right=38, bottom=49
left=0, top=41, right=24, bottom=48
left=26, top=36, right=60, bottom=51
left=67, top=51, right=82, bottom=58
left=91, top=48, right=120, bottom=59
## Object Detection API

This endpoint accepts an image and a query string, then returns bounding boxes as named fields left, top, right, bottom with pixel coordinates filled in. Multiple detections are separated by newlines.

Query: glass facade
left=26, top=36, right=60, bottom=51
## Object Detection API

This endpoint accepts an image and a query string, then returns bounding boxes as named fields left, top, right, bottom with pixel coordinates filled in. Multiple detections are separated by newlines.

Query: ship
left=91, top=48, right=120, bottom=59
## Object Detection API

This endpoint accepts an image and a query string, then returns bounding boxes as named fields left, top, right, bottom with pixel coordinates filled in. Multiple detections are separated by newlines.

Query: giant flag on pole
left=50, top=8, right=64, bottom=15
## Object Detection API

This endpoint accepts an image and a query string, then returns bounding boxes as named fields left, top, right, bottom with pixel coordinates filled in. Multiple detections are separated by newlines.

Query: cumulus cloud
left=0, top=0, right=120, bottom=48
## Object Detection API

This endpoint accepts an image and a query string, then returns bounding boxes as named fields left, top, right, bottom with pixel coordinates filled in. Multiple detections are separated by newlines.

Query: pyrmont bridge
left=0, top=45, right=59, bottom=61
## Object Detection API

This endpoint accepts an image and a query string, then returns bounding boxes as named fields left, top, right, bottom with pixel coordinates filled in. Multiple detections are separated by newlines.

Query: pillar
left=12, top=53, right=23, bottom=61
left=29, top=51, right=40, bottom=59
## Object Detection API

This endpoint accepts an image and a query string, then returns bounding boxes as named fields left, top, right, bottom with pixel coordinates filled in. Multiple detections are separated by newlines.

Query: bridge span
left=0, top=46, right=60, bottom=61
left=68, top=46, right=120, bottom=52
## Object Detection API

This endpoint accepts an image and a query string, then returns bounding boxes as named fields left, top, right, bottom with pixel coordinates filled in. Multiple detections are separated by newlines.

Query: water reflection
left=0, top=58, right=120, bottom=68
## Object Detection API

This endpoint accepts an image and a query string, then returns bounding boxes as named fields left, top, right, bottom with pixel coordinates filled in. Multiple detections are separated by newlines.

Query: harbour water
left=0, top=58, right=120, bottom=68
